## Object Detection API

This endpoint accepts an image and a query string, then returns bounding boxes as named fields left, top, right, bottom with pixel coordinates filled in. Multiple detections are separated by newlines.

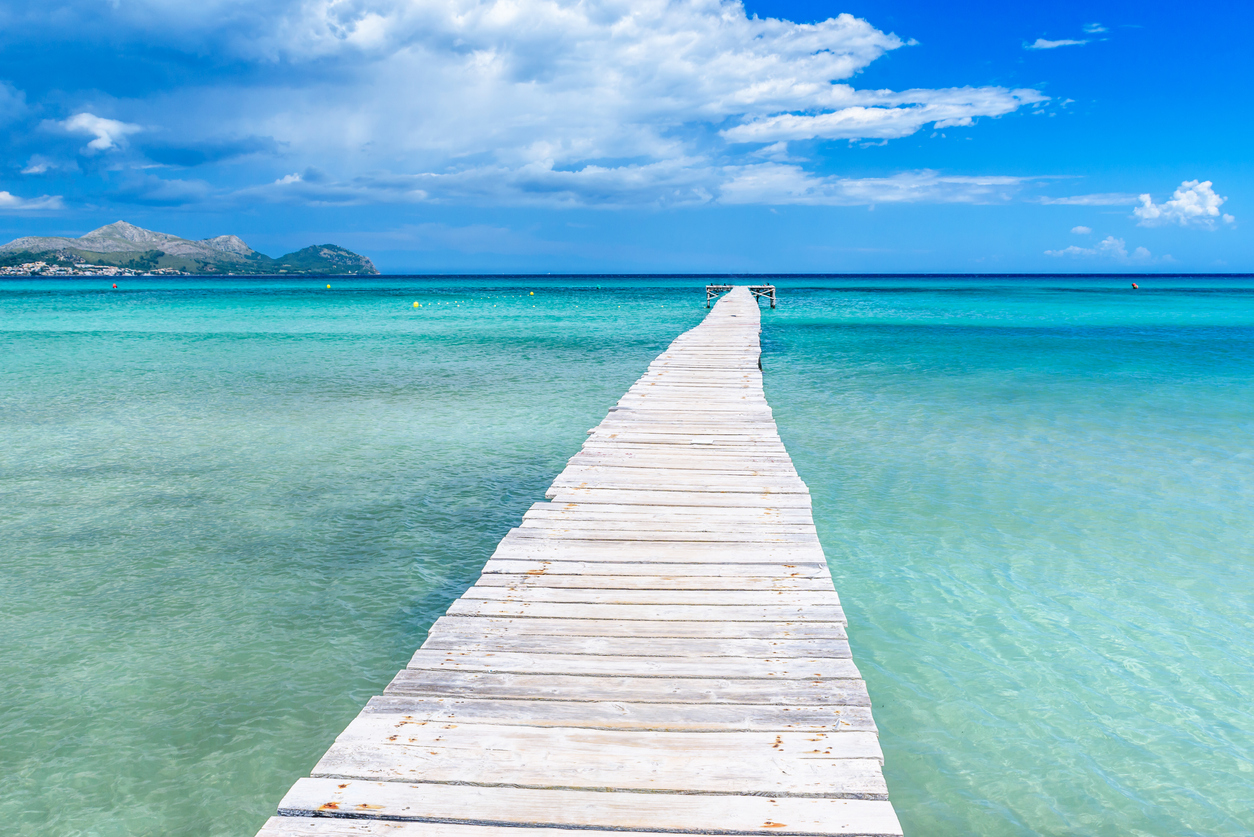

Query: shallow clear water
left=2, top=276, right=1251, bottom=836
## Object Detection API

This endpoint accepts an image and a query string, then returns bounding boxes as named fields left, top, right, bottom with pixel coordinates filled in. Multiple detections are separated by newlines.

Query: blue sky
left=0, top=0, right=1248, bottom=272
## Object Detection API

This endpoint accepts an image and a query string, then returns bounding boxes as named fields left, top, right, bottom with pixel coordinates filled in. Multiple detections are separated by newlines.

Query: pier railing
left=708, top=283, right=775, bottom=307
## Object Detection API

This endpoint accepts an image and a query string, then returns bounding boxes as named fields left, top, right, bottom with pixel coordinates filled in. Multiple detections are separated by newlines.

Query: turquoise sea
left=2, top=276, right=1251, bottom=837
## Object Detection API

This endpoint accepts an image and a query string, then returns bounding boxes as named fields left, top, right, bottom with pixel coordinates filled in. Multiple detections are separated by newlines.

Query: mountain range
left=0, top=222, right=378, bottom=275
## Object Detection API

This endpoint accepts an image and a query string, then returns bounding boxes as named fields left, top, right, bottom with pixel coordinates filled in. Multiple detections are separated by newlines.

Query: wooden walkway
left=257, top=286, right=901, bottom=837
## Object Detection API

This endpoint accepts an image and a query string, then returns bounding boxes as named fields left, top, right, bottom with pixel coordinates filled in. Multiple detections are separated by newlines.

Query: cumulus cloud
left=1046, top=235, right=1156, bottom=261
left=61, top=112, right=142, bottom=152
left=49, top=0, right=1046, bottom=208
left=1133, top=180, right=1234, bottom=227
left=1026, top=38, right=1087, bottom=49
left=1034, top=193, right=1139, bottom=206
left=236, top=162, right=1038, bottom=208
left=0, top=2, right=1058, bottom=211
left=718, top=166, right=1030, bottom=206
left=719, top=86, right=1044, bottom=143
left=0, top=191, right=64, bottom=211
left=1071, top=225, right=1091, bottom=234
left=247, top=158, right=711, bottom=208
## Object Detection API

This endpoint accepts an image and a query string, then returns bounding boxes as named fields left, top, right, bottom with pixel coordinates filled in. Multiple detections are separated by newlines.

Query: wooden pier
left=257, top=286, right=900, bottom=837
left=707, top=284, right=775, bottom=308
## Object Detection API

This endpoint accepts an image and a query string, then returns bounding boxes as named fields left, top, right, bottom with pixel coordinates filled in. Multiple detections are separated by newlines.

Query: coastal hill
left=0, top=221, right=378, bottom=275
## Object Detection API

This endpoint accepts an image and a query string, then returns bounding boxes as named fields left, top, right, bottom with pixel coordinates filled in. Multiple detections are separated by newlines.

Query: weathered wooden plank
left=474, top=572, right=835, bottom=590
left=256, top=818, right=662, bottom=837
left=620, top=395, right=765, bottom=402
left=594, top=416, right=772, bottom=429
left=580, top=437, right=787, bottom=448
left=527, top=502, right=809, bottom=516
left=277, top=780, right=903, bottom=835
left=360, top=695, right=876, bottom=732
left=417, top=633, right=852, bottom=659
left=581, top=438, right=787, bottom=448
left=642, top=364, right=763, bottom=370
left=260, top=816, right=899, bottom=837
left=495, top=531, right=826, bottom=550
left=607, top=393, right=768, bottom=401
left=583, top=431, right=785, bottom=441
left=600, top=410, right=776, bottom=419
left=624, top=394, right=767, bottom=399
left=543, top=488, right=813, bottom=507
left=384, top=670, right=871, bottom=706
left=426, top=615, right=849, bottom=640
left=479, top=560, right=832, bottom=579
left=312, top=720, right=885, bottom=796
left=405, top=649, right=860, bottom=679
left=525, top=501, right=813, bottom=518
left=525, top=504, right=814, bottom=519
left=519, top=519, right=818, bottom=535
left=549, top=472, right=805, bottom=489
left=562, top=455, right=797, bottom=469
left=565, top=459, right=799, bottom=474
left=593, top=421, right=781, bottom=432
left=458, top=586, right=841, bottom=607
left=575, top=440, right=789, bottom=450
left=561, top=468, right=799, bottom=481
left=595, top=417, right=779, bottom=427
left=552, top=468, right=804, bottom=483
left=504, top=529, right=820, bottom=543
left=573, top=447, right=796, bottom=463
left=488, top=540, right=829, bottom=564
left=444, top=599, right=846, bottom=623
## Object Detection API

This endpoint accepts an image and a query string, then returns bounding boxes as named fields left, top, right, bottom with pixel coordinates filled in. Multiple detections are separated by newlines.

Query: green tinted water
left=2, top=277, right=1251, bottom=836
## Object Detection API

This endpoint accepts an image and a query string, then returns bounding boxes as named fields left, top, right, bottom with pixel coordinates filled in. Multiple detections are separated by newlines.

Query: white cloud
left=248, top=158, right=712, bottom=208
left=61, top=112, right=142, bottom=152
left=751, top=142, right=801, bottom=163
left=20, top=154, right=79, bottom=175
left=0, top=191, right=64, bottom=211
left=1082, top=23, right=1107, bottom=34
left=1134, top=179, right=1233, bottom=227
left=1070, top=225, right=1091, bottom=234
left=1025, top=38, right=1087, bottom=49
left=719, top=86, right=1045, bottom=143
left=238, top=162, right=1037, bottom=208
left=1046, top=235, right=1157, bottom=261
left=718, top=166, right=1030, bottom=206
left=108, top=0, right=1046, bottom=207
left=1034, top=193, right=1139, bottom=206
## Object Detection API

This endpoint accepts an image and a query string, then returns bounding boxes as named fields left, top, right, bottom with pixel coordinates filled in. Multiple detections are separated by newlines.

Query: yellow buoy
left=326, top=284, right=331, bottom=289
left=530, top=291, right=534, bottom=295
left=414, top=302, right=420, bottom=307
